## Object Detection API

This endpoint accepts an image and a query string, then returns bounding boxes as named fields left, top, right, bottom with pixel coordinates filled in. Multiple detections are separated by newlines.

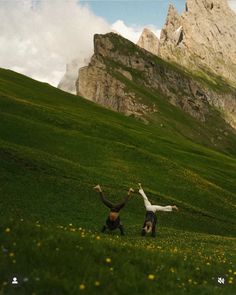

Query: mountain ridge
left=77, top=32, right=236, bottom=131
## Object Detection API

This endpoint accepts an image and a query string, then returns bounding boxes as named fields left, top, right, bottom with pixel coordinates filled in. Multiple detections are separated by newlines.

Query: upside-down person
left=138, top=183, right=178, bottom=237
left=94, top=184, right=134, bottom=235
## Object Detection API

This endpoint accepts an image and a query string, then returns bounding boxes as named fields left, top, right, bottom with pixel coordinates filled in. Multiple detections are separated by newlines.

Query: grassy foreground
left=0, top=68, right=236, bottom=294
left=1, top=219, right=236, bottom=295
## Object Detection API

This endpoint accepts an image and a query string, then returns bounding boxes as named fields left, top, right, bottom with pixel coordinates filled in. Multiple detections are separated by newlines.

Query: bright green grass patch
left=0, top=68, right=236, bottom=295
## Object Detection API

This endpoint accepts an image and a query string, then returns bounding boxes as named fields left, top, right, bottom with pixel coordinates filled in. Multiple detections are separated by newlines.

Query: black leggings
left=99, top=191, right=129, bottom=212
left=99, top=191, right=129, bottom=235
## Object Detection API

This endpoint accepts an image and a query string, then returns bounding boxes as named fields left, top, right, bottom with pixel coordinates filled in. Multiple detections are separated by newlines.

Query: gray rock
left=137, top=28, right=160, bottom=56
left=159, top=0, right=236, bottom=86
left=77, top=32, right=236, bottom=128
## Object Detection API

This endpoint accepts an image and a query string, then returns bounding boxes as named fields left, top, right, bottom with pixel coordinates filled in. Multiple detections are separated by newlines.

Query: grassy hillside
left=0, top=68, right=236, bottom=294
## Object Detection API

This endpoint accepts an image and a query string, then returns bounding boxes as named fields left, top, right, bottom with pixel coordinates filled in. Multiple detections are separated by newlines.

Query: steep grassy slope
left=0, top=68, right=236, bottom=294
left=79, top=32, right=236, bottom=155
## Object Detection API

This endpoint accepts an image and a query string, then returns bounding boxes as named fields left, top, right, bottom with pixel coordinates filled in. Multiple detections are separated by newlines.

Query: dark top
left=145, top=211, right=157, bottom=225
left=106, top=216, right=121, bottom=230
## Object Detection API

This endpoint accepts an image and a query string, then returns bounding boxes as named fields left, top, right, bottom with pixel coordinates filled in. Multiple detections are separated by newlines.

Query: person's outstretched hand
left=94, top=184, right=102, bottom=192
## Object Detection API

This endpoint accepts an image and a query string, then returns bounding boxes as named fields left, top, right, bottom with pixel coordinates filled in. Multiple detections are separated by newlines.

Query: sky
left=80, top=0, right=185, bottom=27
left=0, top=0, right=236, bottom=86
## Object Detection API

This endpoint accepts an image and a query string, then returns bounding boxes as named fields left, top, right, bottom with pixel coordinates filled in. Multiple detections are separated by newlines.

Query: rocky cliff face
left=58, top=57, right=90, bottom=94
left=159, top=0, right=236, bottom=86
left=137, top=28, right=159, bottom=56
left=76, top=33, right=236, bottom=128
left=77, top=34, right=156, bottom=117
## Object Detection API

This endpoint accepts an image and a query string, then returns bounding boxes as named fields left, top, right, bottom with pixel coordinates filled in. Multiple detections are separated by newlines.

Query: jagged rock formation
left=159, top=0, right=236, bottom=85
left=137, top=28, right=159, bottom=56
left=58, top=57, right=90, bottom=94
left=76, top=33, right=236, bottom=128
left=77, top=34, right=156, bottom=117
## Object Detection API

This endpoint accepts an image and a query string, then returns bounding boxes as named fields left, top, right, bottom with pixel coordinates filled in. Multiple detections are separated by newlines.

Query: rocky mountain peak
left=76, top=32, right=236, bottom=129
left=185, top=0, right=229, bottom=14
left=159, top=0, right=236, bottom=85
left=137, top=28, right=159, bottom=56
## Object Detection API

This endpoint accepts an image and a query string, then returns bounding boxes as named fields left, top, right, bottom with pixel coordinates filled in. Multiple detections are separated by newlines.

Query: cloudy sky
left=0, top=0, right=236, bottom=86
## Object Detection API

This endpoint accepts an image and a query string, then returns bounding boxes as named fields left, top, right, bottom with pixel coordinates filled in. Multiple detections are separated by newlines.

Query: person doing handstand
left=94, top=184, right=134, bottom=235
left=138, top=183, right=178, bottom=237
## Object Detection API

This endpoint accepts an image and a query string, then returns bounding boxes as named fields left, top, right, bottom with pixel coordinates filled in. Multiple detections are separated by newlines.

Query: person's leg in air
left=94, top=184, right=114, bottom=209
left=138, top=183, right=179, bottom=212
left=138, top=183, right=152, bottom=209
left=113, top=188, right=134, bottom=212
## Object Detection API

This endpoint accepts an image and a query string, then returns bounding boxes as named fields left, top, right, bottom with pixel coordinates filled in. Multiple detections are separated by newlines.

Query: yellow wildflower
left=106, top=258, right=111, bottom=263
left=148, top=274, right=155, bottom=280
left=79, top=284, right=85, bottom=290
left=5, top=228, right=10, bottom=233
left=94, top=281, right=100, bottom=286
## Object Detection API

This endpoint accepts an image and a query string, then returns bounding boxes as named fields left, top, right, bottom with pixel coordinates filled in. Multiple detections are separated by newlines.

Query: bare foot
left=94, top=184, right=102, bottom=192
left=138, top=183, right=142, bottom=190
left=172, top=205, right=179, bottom=211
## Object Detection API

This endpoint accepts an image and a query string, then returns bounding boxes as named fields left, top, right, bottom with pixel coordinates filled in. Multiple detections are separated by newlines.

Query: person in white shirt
left=138, top=183, right=178, bottom=237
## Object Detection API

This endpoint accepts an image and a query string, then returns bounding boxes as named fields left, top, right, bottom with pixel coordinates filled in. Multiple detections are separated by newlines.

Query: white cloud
left=0, top=0, right=110, bottom=86
left=228, top=0, right=236, bottom=12
left=0, top=0, right=160, bottom=87
left=112, top=20, right=161, bottom=43
left=0, top=1, right=235, bottom=87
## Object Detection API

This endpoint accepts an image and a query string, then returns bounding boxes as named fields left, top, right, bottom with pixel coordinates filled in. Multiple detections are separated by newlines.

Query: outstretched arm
left=114, top=188, right=134, bottom=211
left=94, top=184, right=114, bottom=209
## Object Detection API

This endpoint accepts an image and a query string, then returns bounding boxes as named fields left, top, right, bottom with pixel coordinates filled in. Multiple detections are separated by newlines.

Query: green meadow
left=0, top=68, right=236, bottom=294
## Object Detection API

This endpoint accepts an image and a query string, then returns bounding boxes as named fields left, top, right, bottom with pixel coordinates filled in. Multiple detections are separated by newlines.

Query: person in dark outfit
left=138, top=183, right=178, bottom=237
left=94, top=184, right=134, bottom=235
